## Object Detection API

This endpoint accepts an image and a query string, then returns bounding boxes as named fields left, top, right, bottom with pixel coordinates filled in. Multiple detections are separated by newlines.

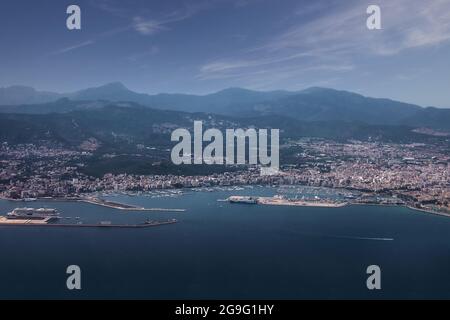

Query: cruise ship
left=6, top=208, right=60, bottom=221
left=228, top=196, right=259, bottom=204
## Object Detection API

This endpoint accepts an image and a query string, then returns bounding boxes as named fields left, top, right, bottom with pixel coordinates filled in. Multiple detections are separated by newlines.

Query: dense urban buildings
left=1, top=139, right=449, bottom=214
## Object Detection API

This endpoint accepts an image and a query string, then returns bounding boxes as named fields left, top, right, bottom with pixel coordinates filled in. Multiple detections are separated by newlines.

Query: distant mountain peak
left=68, top=82, right=135, bottom=101
left=302, top=86, right=329, bottom=92
left=216, top=87, right=291, bottom=95
left=302, top=87, right=350, bottom=94
left=96, top=82, right=129, bottom=91
left=213, top=87, right=257, bottom=95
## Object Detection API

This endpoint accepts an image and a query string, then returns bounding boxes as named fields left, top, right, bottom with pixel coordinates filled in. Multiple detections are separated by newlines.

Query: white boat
left=228, top=196, right=258, bottom=204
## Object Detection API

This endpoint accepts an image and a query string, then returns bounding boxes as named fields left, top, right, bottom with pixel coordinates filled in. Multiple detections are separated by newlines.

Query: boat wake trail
left=288, top=230, right=394, bottom=241
left=327, top=235, right=394, bottom=241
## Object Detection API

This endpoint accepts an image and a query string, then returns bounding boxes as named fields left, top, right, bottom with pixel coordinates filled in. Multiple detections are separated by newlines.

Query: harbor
left=0, top=173, right=449, bottom=300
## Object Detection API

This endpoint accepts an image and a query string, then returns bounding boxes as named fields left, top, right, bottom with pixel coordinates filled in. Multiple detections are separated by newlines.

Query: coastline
left=406, top=205, right=450, bottom=218
left=352, top=202, right=450, bottom=218
left=1, top=186, right=449, bottom=218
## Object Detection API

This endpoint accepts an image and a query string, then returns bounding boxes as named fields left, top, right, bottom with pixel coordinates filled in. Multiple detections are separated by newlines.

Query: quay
left=228, top=195, right=348, bottom=208
left=79, top=197, right=186, bottom=212
left=257, top=196, right=348, bottom=208
left=1, top=196, right=186, bottom=212
left=0, top=217, right=178, bottom=228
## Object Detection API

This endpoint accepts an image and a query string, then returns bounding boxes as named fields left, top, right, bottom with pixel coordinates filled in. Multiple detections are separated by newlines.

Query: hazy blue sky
left=0, top=0, right=450, bottom=107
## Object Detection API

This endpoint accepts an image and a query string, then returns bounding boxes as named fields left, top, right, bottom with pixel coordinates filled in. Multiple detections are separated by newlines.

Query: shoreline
left=406, top=205, right=450, bottom=218
left=1, top=187, right=448, bottom=218
left=353, top=202, right=450, bottom=217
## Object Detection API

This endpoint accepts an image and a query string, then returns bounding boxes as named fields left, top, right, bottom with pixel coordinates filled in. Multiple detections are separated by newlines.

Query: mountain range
left=1, top=82, right=450, bottom=131
left=0, top=82, right=294, bottom=115
left=2, top=83, right=449, bottom=176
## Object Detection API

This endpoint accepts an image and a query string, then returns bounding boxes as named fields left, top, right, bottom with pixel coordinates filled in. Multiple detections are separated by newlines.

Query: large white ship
left=228, top=196, right=258, bottom=204
left=6, top=208, right=60, bottom=221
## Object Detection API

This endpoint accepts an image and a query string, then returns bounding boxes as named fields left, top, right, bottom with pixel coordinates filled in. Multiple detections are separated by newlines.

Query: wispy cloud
left=91, top=0, right=216, bottom=36
left=198, top=0, right=450, bottom=86
left=132, top=17, right=169, bottom=35
left=256, top=0, right=450, bottom=56
left=51, top=1, right=212, bottom=60
left=132, top=1, right=214, bottom=36
left=51, top=40, right=95, bottom=55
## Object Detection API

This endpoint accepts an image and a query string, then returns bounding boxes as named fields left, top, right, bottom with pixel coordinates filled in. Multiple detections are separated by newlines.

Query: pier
left=79, top=197, right=186, bottom=212
left=0, top=218, right=178, bottom=229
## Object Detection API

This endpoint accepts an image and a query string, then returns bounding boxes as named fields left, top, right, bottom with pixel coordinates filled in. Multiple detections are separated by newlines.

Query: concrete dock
left=80, top=198, right=186, bottom=212
left=0, top=217, right=178, bottom=228
left=0, top=216, right=51, bottom=225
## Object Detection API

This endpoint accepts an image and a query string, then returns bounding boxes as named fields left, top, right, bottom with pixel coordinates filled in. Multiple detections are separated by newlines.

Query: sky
left=0, top=0, right=450, bottom=107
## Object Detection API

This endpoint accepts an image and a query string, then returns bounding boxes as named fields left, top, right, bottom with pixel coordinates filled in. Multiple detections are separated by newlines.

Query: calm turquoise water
left=0, top=186, right=449, bottom=299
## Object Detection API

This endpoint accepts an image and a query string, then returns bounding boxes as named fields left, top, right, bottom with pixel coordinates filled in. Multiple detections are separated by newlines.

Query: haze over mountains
left=0, top=82, right=294, bottom=113
left=0, top=82, right=449, bottom=131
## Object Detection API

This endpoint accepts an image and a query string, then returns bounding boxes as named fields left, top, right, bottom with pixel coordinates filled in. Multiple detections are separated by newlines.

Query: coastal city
left=1, top=138, right=449, bottom=215
left=1, top=0, right=450, bottom=301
